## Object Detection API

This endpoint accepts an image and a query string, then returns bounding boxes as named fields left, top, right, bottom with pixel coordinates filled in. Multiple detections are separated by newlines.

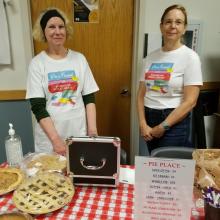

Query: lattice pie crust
left=12, top=172, right=74, bottom=214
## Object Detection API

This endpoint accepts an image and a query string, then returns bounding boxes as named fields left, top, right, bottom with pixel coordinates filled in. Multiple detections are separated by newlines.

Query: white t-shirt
left=140, top=45, right=203, bottom=109
left=26, top=50, right=99, bottom=152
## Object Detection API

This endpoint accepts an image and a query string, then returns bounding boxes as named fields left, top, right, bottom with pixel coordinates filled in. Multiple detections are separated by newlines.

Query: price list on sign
left=134, top=156, right=195, bottom=220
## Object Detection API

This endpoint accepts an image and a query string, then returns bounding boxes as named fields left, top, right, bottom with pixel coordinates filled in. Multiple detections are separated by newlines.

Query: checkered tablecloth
left=0, top=164, right=204, bottom=220
left=0, top=183, right=134, bottom=220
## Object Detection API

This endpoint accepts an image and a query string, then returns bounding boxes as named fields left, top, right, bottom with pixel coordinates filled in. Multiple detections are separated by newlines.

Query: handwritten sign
left=134, top=156, right=195, bottom=220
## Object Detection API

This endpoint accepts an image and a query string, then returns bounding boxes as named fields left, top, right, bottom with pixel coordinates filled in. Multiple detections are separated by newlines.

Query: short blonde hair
left=32, top=7, right=73, bottom=42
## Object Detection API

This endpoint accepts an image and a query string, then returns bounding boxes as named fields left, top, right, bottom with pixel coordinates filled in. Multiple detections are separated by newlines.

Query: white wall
left=139, top=0, right=220, bottom=82
left=0, top=0, right=33, bottom=90
left=4, top=0, right=220, bottom=92
left=131, top=0, right=220, bottom=161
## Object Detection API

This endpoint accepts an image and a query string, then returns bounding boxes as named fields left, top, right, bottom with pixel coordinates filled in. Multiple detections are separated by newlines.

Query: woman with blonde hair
left=26, top=8, right=99, bottom=155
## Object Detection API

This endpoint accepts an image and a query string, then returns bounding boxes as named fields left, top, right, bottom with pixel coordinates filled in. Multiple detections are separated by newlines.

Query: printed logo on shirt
left=145, top=63, right=173, bottom=94
left=48, top=70, right=79, bottom=106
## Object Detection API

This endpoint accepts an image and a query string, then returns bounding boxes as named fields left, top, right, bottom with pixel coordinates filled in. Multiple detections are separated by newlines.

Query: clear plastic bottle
left=5, top=123, right=23, bottom=166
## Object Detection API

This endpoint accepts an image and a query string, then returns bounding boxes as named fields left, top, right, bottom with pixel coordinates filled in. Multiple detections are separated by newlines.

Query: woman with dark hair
left=26, top=8, right=99, bottom=155
left=137, top=5, right=203, bottom=153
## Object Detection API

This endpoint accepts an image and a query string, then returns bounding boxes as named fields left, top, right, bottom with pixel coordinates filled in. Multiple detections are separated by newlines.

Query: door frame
left=130, top=0, right=146, bottom=164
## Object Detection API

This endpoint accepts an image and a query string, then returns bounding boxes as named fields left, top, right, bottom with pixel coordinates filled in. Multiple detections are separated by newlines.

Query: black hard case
left=66, top=136, right=120, bottom=187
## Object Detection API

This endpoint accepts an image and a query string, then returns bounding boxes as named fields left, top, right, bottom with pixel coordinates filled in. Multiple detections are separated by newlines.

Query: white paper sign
left=134, top=156, right=195, bottom=220
left=119, top=167, right=135, bottom=184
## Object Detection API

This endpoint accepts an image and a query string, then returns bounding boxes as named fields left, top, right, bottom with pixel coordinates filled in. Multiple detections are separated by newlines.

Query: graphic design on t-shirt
left=145, top=63, right=173, bottom=94
left=48, top=70, right=79, bottom=106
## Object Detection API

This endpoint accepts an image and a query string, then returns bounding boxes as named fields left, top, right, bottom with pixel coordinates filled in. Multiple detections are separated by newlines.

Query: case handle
left=80, top=157, right=106, bottom=170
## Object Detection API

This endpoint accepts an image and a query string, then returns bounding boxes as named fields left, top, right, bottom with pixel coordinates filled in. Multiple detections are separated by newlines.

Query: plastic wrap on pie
left=20, top=152, right=67, bottom=177
left=12, top=172, right=74, bottom=214
left=193, top=149, right=220, bottom=190
left=0, top=167, right=24, bottom=196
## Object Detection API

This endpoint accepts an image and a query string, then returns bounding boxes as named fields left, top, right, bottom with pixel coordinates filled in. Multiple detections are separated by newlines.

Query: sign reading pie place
left=134, top=156, right=195, bottom=220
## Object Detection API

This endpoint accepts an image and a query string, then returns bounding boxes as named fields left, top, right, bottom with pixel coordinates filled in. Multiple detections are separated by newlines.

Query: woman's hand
left=140, top=123, right=153, bottom=141
left=151, top=124, right=165, bottom=138
left=88, top=128, right=98, bottom=137
left=39, top=117, right=66, bottom=155
left=52, top=137, right=66, bottom=155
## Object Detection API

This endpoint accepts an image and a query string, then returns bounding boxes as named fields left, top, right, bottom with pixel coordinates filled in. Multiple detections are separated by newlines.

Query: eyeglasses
left=163, top=19, right=185, bottom=26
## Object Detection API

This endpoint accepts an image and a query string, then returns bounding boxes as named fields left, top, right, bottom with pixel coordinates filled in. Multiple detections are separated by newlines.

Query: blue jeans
left=145, top=107, right=193, bottom=153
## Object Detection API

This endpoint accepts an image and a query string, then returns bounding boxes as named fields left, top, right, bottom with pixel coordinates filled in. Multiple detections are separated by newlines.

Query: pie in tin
left=12, top=172, right=74, bottom=214
left=0, top=167, right=24, bottom=196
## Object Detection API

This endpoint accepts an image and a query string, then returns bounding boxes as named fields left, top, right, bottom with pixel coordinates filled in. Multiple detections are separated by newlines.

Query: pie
left=12, top=172, right=74, bottom=214
left=0, top=167, right=24, bottom=196
left=0, top=212, right=33, bottom=220
left=21, top=153, right=67, bottom=176
left=193, top=149, right=220, bottom=189
left=193, top=149, right=220, bottom=161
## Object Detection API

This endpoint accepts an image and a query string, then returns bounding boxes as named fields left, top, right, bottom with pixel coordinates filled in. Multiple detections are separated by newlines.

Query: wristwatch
left=161, top=121, right=170, bottom=131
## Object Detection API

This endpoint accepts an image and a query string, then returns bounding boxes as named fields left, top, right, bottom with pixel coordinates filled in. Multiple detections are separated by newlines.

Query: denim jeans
left=145, top=107, right=193, bottom=153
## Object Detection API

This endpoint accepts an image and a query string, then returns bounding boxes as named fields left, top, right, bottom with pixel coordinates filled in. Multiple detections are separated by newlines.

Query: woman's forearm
left=137, top=82, right=147, bottom=126
left=39, top=117, right=59, bottom=142
left=86, top=103, right=98, bottom=136
left=164, top=85, right=200, bottom=127
left=151, top=86, right=200, bottom=138
left=39, top=117, right=66, bottom=154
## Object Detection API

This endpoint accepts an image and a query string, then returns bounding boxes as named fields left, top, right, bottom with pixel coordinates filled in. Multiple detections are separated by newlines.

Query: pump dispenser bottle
left=5, top=123, right=23, bottom=166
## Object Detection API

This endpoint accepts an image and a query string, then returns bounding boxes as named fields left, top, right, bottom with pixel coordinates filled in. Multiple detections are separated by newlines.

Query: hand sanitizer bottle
left=5, top=123, right=23, bottom=166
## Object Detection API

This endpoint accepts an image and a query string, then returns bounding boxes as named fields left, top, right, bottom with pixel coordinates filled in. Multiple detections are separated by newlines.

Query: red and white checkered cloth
left=0, top=164, right=204, bottom=220
left=0, top=184, right=134, bottom=220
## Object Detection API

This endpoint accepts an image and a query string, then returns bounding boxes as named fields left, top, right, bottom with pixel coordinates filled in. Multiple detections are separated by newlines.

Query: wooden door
left=30, top=0, right=134, bottom=160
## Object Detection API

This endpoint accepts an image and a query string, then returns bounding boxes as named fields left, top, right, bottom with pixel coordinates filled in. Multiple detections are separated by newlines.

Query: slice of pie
left=0, top=167, right=24, bottom=196
left=12, top=172, right=74, bottom=214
